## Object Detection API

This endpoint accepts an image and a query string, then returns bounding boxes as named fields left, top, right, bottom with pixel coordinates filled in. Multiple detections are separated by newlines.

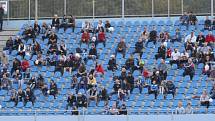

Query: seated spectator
left=183, top=59, right=195, bottom=80
left=170, top=49, right=181, bottom=67
left=71, top=105, right=79, bottom=115
left=175, top=101, right=185, bottom=114
left=67, top=15, right=75, bottom=32
left=88, top=74, right=97, bottom=89
left=133, top=38, right=144, bottom=58
left=98, top=86, right=109, bottom=104
left=66, top=93, right=76, bottom=110
left=204, top=16, right=211, bottom=30
left=18, top=42, right=26, bottom=58
left=95, top=30, right=106, bottom=47
left=184, top=31, right=196, bottom=46
left=87, top=86, right=98, bottom=106
left=41, top=21, right=48, bottom=34
left=60, top=15, right=68, bottom=31
left=77, top=92, right=87, bottom=108
left=118, top=88, right=126, bottom=101
left=157, top=59, right=168, bottom=80
left=13, top=36, right=22, bottom=50
left=118, top=102, right=127, bottom=115
left=0, top=52, right=8, bottom=67
left=146, top=26, right=157, bottom=47
left=32, top=41, right=41, bottom=55
left=28, top=75, right=36, bottom=90
left=47, top=43, right=58, bottom=55
left=4, top=37, right=13, bottom=52
left=95, top=63, right=105, bottom=75
left=164, top=80, right=176, bottom=99
left=125, top=55, right=136, bottom=73
left=188, top=11, right=197, bottom=25
left=0, top=74, right=11, bottom=90
left=126, top=72, right=134, bottom=93
left=135, top=76, right=149, bottom=94
left=11, top=57, right=21, bottom=75
left=205, top=31, right=214, bottom=45
left=210, top=84, right=215, bottom=99
left=155, top=43, right=166, bottom=60
left=166, top=47, right=172, bottom=58
left=34, top=21, right=41, bottom=35
left=54, top=58, right=65, bottom=75
left=105, top=20, right=114, bottom=33
left=140, top=26, right=149, bottom=42
left=111, top=78, right=121, bottom=95
left=48, top=32, right=58, bottom=45
left=23, top=26, right=35, bottom=40
left=77, top=76, right=88, bottom=91
left=34, top=53, right=45, bottom=66
left=180, top=12, right=189, bottom=26
left=77, top=63, right=87, bottom=78
left=24, top=87, right=35, bottom=105
left=21, top=59, right=29, bottom=72
left=200, top=90, right=210, bottom=113
left=82, top=21, right=94, bottom=33
left=196, top=32, right=205, bottom=46
left=148, top=80, right=159, bottom=99
left=87, top=44, right=97, bottom=61
left=12, top=69, right=22, bottom=80
left=109, top=101, right=119, bottom=115
left=42, top=26, right=52, bottom=40
left=49, top=80, right=58, bottom=98
left=179, top=50, right=189, bottom=67
left=17, top=88, right=25, bottom=102
left=96, top=20, right=104, bottom=33
left=185, top=102, right=193, bottom=114
left=41, top=84, right=48, bottom=96
left=80, top=30, right=90, bottom=46
left=171, top=28, right=181, bottom=43
left=107, top=55, right=117, bottom=71
left=115, top=38, right=127, bottom=58
left=52, top=14, right=60, bottom=29
left=10, top=89, right=18, bottom=105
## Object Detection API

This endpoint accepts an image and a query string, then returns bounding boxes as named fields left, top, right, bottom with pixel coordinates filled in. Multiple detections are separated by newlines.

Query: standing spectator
left=146, top=26, right=157, bottom=48
left=67, top=15, right=76, bottom=32
left=155, top=43, right=166, bottom=60
left=200, top=90, right=210, bottom=113
left=115, top=38, right=127, bottom=58
left=204, top=16, right=211, bottom=30
left=185, top=102, right=193, bottom=114
left=148, top=80, right=159, bottom=99
left=133, top=38, right=144, bottom=58
left=175, top=101, right=185, bottom=114
left=180, top=12, right=189, bottom=26
left=157, top=59, right=168, bottom=80
left=52, top=14, right=60, bottom=29
left=82, top=21, right=94, bottom=33
left=0, top=4, right=4, bottom=31
left=49, top=80, right=58, bottom=99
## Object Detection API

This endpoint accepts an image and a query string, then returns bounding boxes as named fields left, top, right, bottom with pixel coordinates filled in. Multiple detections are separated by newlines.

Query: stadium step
left=0, top=29, right=18, bottom=52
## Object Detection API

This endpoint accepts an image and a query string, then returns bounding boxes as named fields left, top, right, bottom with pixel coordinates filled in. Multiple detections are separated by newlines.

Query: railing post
left=93, top=0, right=95, bottom=21
left=211, top=0, right=214, bottom=18
left=181, top=0, right=184, bottom=15
left=168, top=0, right=170, bottom=18
left=171, top=109, right=174, bottom=121
left=64, top=0, right=66, bottom=15
left=152, top=0, right=154, bottom=18
left=34, top=110, right=37, bottom=121
left=28, top=0, right=31, bottom=23
left=35, top=0, right=38, bottom=21
left=122, top=0, right=125, bottom=20
left=7, top=0, right=9, bottom=25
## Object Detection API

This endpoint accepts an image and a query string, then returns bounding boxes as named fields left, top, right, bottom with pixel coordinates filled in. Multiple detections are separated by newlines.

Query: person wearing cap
left=107, top=55, right=117, bottom=71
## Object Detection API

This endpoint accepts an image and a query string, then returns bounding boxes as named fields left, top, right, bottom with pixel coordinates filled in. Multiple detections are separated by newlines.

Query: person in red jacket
left=205, top=31, right=215, bottom=43
left=80, top=30, right=90, bottom=46
left=95, top=63, right=104, bottom=75
left=21, top=59, right=30, bottom=72
left=95, top=30, right=106, bottom=47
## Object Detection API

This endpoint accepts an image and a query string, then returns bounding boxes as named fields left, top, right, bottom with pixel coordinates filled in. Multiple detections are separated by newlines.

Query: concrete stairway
left=0, top=29, right=19, bottom=52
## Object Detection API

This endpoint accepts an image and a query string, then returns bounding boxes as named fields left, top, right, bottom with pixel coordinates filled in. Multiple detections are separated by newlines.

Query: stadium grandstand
left=0, top=0, right=215, bottom=121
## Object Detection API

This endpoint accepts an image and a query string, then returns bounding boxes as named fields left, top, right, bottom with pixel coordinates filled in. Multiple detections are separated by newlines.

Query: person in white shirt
left=175, top=101, right=185, bottom=114
left=179, top=50, right=189, bottom=66
left=170, top=49, right=181, bottom=67
left=200, top=90, right=210, bottom=113
left=184, top=31, right=197, bottom=43
left=185, top=102, right=193, bottom=114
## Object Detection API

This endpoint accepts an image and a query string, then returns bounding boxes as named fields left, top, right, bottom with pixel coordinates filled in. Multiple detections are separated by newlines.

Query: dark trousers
left=0, top=19, right=3, bottom=30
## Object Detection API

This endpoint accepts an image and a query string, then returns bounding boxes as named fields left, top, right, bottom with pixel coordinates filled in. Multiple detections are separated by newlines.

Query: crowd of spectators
left=0, top=13, right=215, bottom=115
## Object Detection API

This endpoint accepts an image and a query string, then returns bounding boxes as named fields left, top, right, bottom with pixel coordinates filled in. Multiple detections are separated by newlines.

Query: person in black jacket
left=49, top=80, right=58, bottom=98
left=133, top=38, right=144, bottom=58
left=66, top=93, right=76, bottom=110
left=107, top=55, right=117, bottom=71
left=146, top=26, right=157, bottom=47
left=52, top=14, right=60, bottom=29
left=164, top=80, right=176, bottom=99
left=77, top=92, right=87, bottom=108
left=17, top=88, right=25, bottom=102
left=24, top=87, right=35, bottom=105
left=126, top=72, right=134, bottom=93
left=155, top=43, right=166, bottom=60
left=0, top=4, right=4, bottom=31
left=88, top=44, right=97, bottom=60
